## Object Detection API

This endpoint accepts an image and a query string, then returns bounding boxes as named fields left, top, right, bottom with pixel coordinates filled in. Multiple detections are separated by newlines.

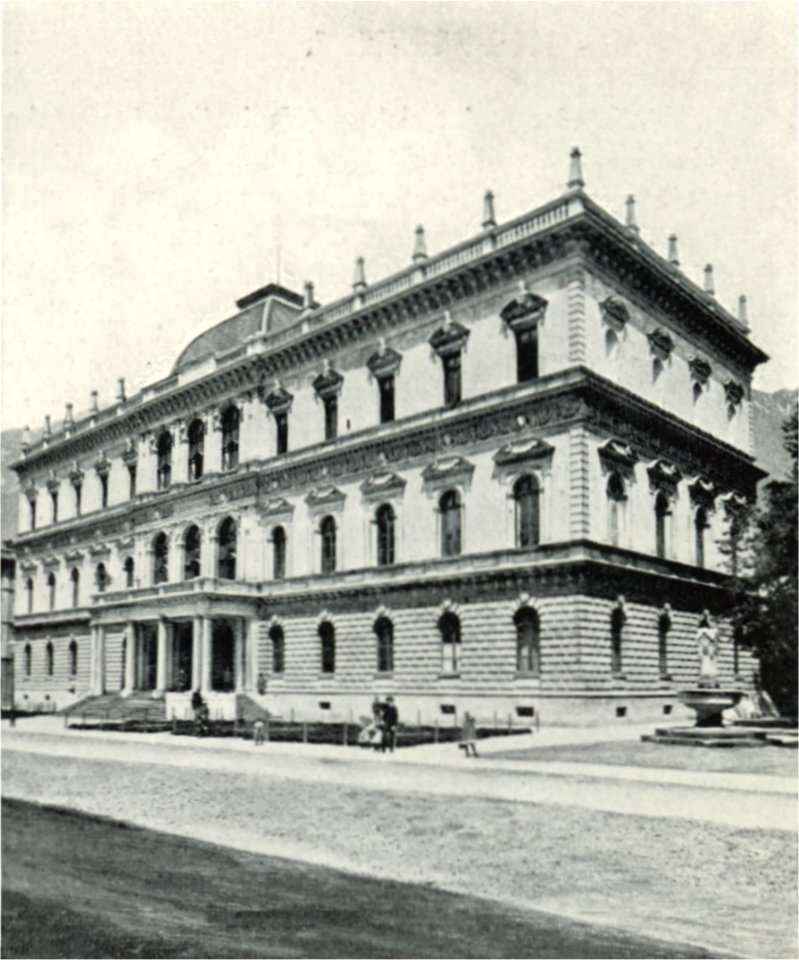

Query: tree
left=720, top=407, right=798, bottom=716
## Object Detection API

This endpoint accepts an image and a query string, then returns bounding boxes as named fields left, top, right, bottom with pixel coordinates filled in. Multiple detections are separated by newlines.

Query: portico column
left=155, top=618, right=168, bottom=694
left=92, top=626, right=105, bottom=696
left=234, top=618, right=245, bottom=693
left=89, top=626, right=98, bottom=694
left=123, top=622, right=136, bottom=694
left=247, top=619, right=260, bottom=691
left=191, top=616, right=202, bottom=691
left=200, top=616, right=212, bottom=695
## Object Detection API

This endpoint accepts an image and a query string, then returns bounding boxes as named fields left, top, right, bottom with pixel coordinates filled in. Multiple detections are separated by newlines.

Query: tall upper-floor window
left=187, top=419, right=205, bottom=481
left=607, top=473, right=627, bottom=548
left=439, top=490, right=462, bottom=558
left=217, top=518, right=237, bottom=580
left=323, top=395, right=338, bottom=441
left=50, top=490, right=59, bottom=524
left=375, top=616, right=394, bottom=673
left=47, top=572, right=57, bottom=610
left=514, top=475, right=540, bottom=549
left=124, top=557, right=135, bottom=588
left=515, top=326, right=539, bottom=382
left=658, top=613, right=671, bottom=679
left=501, top=293, right=546, bottom=385
left=46, top=641, right=54, bottom=677
left=128, top=463, right=137, bottom=498
left=24, top=643, right=32, bottom=677
left=25, top=577, right=33, bottom=613
left=610, top=607, right=624, bottom=675
left=221, top=406, right=240, bottom=471
left=319, top=621, right=335, bottom=674
left=153, top=533, right=169, bottom=585
left=695, top=507, right=710, bottom=568
left=157, top=431, right=173, bottom=491
left=270, top=625, right=285, bottom=674
left=379, top=375, right=395, bottom=423
left=275, top=411, right=289, bottom=455
left=184, top=525, right=201, bottom=579
left=376, top=504, right=396, bottom=566
left=272, top=526, right=286, bottom=580
left=73, top=482, right=82, bottom=517
left=96, top=563, right=109, bottom=594
left=69, top=640, right=78, bottom=677
left=515, top=607, right=541, bottom=675
left=100, top=473, right=109, bottom=509
left=443, top=353, right=462, bottom=407
left=655, top=492, right=671, bottom=559
left=70, top=568, right=80, bottom=607
left=320, top=515, right=337, bottom=576
left=439, top=611, right=461, bottom=675
left=29, top=497, right=37, bottom=530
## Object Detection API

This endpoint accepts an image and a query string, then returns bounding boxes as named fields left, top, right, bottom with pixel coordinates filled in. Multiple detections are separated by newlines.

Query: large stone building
left=9, top=151, right=767, bottom=725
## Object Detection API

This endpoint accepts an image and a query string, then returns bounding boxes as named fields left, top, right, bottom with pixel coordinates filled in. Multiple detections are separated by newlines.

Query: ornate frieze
left=648, top=328, right=675, bottom=362
left=500, top=292, right=548, bottom=333
left=493, top=439, right=554, bottom=467
left=599, top=297, right=630, bottom=333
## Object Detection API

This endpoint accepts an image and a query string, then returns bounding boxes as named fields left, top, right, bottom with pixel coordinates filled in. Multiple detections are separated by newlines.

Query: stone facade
left=9, top=156, right=766, bottom=724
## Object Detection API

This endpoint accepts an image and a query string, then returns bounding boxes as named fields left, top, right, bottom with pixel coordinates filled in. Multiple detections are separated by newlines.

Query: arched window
left=515, top=607, right=541, bottom=675
left=221, top=406, right=240, bottom=471
left=157, top=431, right=173, bottom=491
left=47, top=572, right=56, bottom=610
left=217, top=518, right=237, bottom=580
left=272, top=526, right=286, bottom=580
left=514, top=476, right=540, bottom=549
left=320, top=516, right=336, bottom=576
left=123, top=557, right=135, bottom=589
left=439, top=490, right=462, bottom=558
left=184, top=525, right=201, bottom=579
left=270, top=625, right=285, bottom=674
left=695, top=507, right=709, bottom=568
left=375, top=616, right=394, bottom=673
left=153, top=533, right=169, bottom=585
left=95, top=563, right=109, bottom=594
left=658, top=614, right=671, bottom=679
left=610, top=607, right=624, bottom=675
left=25, top=577, right=33, bottom=613
left=439, top=611, right=461, bottom=674
left=607, top=472, right=626, bottom=548
left=45, top=641, right=54, bottom=677
left=187, top=419, right=205, bottom=481
left=319, top=621, right=335, bottom=674
left=376, top=504, right=395, bottom=566
left=70, top=568, right=80, bottom=607
left=655, top=492, right=671, bottom=559
left=69, top=639, right=78, bottom=677
left=24, top=643, right=32, bottom=677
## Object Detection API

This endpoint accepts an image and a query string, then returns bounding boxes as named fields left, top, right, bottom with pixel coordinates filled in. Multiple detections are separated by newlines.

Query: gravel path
left=3, top=747, right=796, bottom=958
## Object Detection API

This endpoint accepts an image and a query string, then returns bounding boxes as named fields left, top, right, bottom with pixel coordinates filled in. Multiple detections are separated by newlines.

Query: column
left=200, top=616, right=212, bottom=695
left=123, top=622, right=136, bottom=694
left=155, top=618, right=168, bottom=694
left=247, top=619, right=260, bottom=692
left=89, top=626, right=98, bottom=694
left=191, top=616, right=202, bottom=691
left=234, top=618, right=245, bottom=693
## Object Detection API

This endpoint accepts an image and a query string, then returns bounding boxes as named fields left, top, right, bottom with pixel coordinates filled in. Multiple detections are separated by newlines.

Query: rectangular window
left=51, top=492, right=58, bottom=524
left=516, top=327, right=539, bottom=382
left=443, top=353, right=461, bottom=407
left=441, top=641, right=458, bottom=674
left=324, top=396, right=338, bottom=441
left=29, top=499, right=36, bottom=530
left=100, top=475, right=109, bottom=508
left=379, top=375, right=395, bottom=423
left=275, top=412, right=289, bottom=455
left=74, top=484, right=82, bottom=517
left=128, top=464, right=137, bottom=498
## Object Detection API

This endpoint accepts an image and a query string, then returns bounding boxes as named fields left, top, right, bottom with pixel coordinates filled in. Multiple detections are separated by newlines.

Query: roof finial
left=64, top=403, right=74, bottom=428
left=738, top=295, right=749, bottom=328
left=90, top=390, right=99, bottom=413
left=567, top=147, right=585, bottom=190
left=668, top=234, right=680, bottom=267
left=117, top=378, right=126, bottom=403
left=44, top=415, right=52, bottom=438
left=625, top=195, right=639, bottom=236
left=303, top=281, right=315, bottom=311
left=482, top=190, right=496, bottom=230
left=353, top=257, right=367, bottom=292
left=703, top=264, right=715, bottom=296
left=412, top=225, right=427, bottom=261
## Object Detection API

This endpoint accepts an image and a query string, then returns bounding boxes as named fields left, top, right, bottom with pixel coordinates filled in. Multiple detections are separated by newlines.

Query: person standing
left=253, top=718, right=265, bottom=746
left=459, top=711, right=479, bottom=757
left=382, top=695, right=398, bottom=753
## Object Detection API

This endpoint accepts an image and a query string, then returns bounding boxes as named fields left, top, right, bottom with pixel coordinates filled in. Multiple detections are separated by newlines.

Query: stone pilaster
left=567, top=267, right=587, bottom=364
left=569, top=425, right=591, bottom=539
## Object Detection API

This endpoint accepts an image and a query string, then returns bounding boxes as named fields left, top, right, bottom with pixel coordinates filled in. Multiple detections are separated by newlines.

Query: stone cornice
left=10, top=367, right=764, bottom=556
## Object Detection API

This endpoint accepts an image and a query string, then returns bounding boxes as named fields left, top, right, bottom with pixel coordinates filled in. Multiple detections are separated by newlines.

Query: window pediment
left=257, top=497, right=295, bottom=519
left=600, top=297, right=630, bottom=333
left=598, top=440, right=638, bottom=476
left=24, top=481, right=37, bottom=502
left=261, top=383, right=294, bottom=414
left=46, top=475, right=60, bottom=495
left=493, top=439, right=554, bottom=467
left=367, top=344, right=402, bottom=379
left=688, top=476, right=717, bottom=508
left=360, top=472, right=407, bottom=500
left=689, top=357, right=712, bottom=385
left=64, top=549, right=84, bottom=563
left=421, top=456, right=475, bottom=490
left=89, top=543, right=112, bottom=558
left=500, top=293, right=548, bottom=333
left=429, top=317, right=470, bottom=357
left=42, top=555, right=61, bottom=568
left=313, top=363, right=344, bottom=399
left=94, top=454, right=111, bottom=477
left=724, top=380, right=744, bottom=408
left=19, top=559, right=38, bottom=572
left=648, top=328, right=675, bottom=362
left=69, top=463, right=84, bottom=488
left=306, top=487, right=346, bottom=512
left=121, top=440, right=138, bottom=466
left=648, top=459, right=682, bottom=495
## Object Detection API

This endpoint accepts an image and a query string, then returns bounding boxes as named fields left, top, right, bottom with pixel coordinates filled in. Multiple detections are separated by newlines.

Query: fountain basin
left=677, top=688, right=744, bottom=727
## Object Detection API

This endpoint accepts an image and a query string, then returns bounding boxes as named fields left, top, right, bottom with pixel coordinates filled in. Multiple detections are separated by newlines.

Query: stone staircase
left=66, top=692, right=167, bottom=726
left=235, top=693, right=271, bottom=724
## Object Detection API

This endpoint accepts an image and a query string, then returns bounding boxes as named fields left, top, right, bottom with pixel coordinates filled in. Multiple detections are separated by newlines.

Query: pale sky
left=3, top=2, right=796, bottom=432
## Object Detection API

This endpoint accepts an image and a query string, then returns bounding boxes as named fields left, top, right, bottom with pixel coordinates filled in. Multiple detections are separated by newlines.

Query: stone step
left=642, top=734, right=768, bottom=748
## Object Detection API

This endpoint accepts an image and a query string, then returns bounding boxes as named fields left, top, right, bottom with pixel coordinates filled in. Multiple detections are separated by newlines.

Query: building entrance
left=212, top=621, right=235, bottom=692
left=137, top=624, right=158, bottom=691
left=171, top=622, right=193, bottom=691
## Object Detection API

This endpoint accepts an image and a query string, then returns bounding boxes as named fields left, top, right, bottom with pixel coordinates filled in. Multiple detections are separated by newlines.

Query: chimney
left=567, top=147, right=585, bottom=190
left=412, top=225, right=427, bottom=261
left=64, top=403, right=74, bottom=431
left=482, top=190, right=497, bottom=230
left=117, top=378, right=126, bottom=403
left=90, top=390, right=99, bottom=414
left=668, top=235, right=680, bottom=267
left=625, top=195, right=639, bottom=236
left=704, top=264, right=715, bottom=296
left=21, top=426, right=31, bottom=455
left=303, top=281, right=315, bottom=311
left=738, top=295, right=749, bottom=328
left=44, top=415, right=52, bottom=438
left=353, top=257, right=367, bottom=292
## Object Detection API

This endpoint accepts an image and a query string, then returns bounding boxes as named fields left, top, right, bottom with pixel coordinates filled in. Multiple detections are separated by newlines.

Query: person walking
left=381, top=695, right=398, bottom=753
left=459, top=711, right=479, bottom=758
left=253, top=718, right=266, bottom=746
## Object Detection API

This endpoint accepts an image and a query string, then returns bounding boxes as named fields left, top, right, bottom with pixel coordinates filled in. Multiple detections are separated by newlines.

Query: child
left=459, top=711, right=479, bottom=758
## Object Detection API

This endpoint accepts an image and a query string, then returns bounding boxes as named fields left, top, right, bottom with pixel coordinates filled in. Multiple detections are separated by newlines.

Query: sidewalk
left=3, top=718, right=796, bottom=831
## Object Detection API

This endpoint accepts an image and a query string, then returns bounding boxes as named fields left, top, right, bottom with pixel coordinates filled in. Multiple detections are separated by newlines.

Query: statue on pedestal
left=697, top=623, right=720, bottom=689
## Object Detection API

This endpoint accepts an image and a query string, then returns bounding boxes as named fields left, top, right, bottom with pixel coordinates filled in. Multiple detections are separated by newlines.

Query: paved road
left=3, top=728, right=796, bottom=832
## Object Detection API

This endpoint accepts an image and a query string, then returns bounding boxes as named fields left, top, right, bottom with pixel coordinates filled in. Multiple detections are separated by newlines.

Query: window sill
left=514, top=671, right=541, bottom=680
left=611, top=673, right=627, bottom=682
left=373, top=672, right=394, bottom=680
left=659, top=674, right=673, bottom=684
left=437, top=672, right=461, bottom=680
